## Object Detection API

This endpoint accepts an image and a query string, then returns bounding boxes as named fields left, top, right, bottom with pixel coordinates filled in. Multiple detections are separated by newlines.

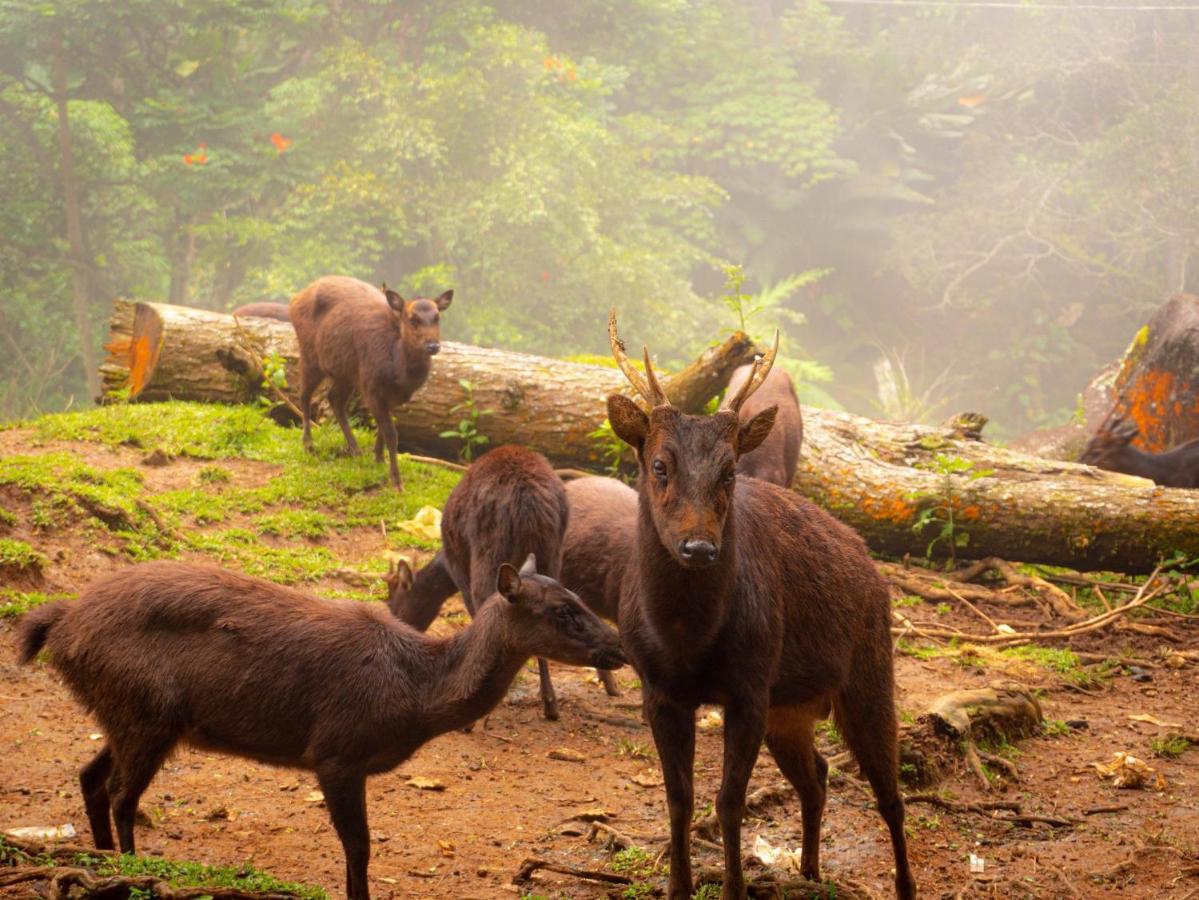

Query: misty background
left=2, top=0, right=1196, bottom=438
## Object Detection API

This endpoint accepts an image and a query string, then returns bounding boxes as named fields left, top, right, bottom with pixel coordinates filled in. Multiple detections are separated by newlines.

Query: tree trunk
left=100, top=301, right=1199, bottom=574
left=53, top=40, right=100, bottom=402
left=99, top=300, right=760, bottom=467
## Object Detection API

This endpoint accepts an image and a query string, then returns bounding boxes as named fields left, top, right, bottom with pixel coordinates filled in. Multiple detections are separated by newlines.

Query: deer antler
left=608, top=308, right=669, bottom=408
left=722, top=331, right=780, bottom=414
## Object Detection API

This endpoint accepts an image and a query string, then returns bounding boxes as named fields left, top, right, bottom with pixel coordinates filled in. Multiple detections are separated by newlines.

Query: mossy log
left=100, top=301, right=1199, bottom=572
left=99, top=300, right=759, bottom=469
left=797, top=406, right=1199, bottom=573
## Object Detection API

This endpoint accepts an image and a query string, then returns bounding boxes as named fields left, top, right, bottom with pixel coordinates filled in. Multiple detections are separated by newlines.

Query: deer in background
left=290, top=275, right=452, bottom=490
left=725, top=362, right=802, bottom=486
left=606, top=311, right=914, bottom=899
left=1079, top=414, right=1199, bottom=488
left=18, top=559, right=623, bottom=900
left=231, top=302, right=292, bottom=322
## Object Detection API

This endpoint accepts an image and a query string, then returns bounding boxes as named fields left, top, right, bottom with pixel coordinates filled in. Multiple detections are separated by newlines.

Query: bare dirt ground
left=2, top=426, right=1198, bottom=899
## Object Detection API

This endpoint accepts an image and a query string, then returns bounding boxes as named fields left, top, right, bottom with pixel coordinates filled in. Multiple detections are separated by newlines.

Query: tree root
left=904, top=793, right=1077, bottom=828
left=693, top=866, right=885, bottom=899
left=0, top=865, right=304, bottom=898
left=691, top=783, right=794, bottom=842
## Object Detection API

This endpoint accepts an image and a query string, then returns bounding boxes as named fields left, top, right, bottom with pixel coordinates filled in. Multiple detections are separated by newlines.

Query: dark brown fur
left=439, top=445, right=570, bottom=719
left=231, top=302, right=291, bottom=322
left=726, top=364, right=802, bottom=486
left=1079, top=415, right=1199, bottom=488
left=290, top=275, right=452, bottom=490
left=608, top=384, right=914, bottom=899
left=388, top=475, right=637, bottom=697
left=18, top=560, right=622, bottom=900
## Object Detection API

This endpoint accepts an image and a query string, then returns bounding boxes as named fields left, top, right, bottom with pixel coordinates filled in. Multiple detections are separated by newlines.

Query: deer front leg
left=717, top=700, right=768, bottom=899
left=645, top=692, right=697, bottom=900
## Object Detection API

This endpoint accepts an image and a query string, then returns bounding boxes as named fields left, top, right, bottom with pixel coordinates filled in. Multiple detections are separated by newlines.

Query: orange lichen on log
left=863, top=495, right=916, bottom=525
left=1121, top=369, right=1177, bottom=452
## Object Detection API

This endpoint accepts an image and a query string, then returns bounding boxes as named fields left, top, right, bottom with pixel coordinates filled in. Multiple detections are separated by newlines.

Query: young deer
left=1079, top=414, right=1199, bottom=488
left=725, top=363, right=803, bottom=486
left=231, top=302, right=292, bottom=322
left=387, top=475, right=637, bottom=698
left=18, top=559, right=623, bottom=900
left=606, top=311, right=914, bottom=900
left=290, top=275, right=452, bottom=490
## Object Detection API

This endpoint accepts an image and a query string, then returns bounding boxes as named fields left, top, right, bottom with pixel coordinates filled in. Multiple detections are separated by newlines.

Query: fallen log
left=99, top=300, right=759, bottom=468
left=100, top=301, right=1199, bottom=572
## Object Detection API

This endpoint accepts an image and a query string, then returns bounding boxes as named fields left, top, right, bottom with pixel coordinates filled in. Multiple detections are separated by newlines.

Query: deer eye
left=652, top=459, right=667, bottom=479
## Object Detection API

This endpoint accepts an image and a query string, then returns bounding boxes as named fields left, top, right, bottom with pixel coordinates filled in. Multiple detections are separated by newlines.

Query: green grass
left=0, top=588, right=73, bottom=619
left=186, top=529, right=342, bottom=584
left=0, top=836, right=325, bottom=898
left=254, top=509, right=337, bottom=539
left=1004, top=645, right=1110, bottom=688
left=0, top=537, right=45, bottom=573
left=0, top=508, right=15, bottom=527
left=1150, top=734, right=1191, bottom=759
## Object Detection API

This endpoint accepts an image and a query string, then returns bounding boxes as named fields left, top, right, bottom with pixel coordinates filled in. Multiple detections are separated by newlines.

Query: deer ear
left=737, top=405, right=777, bottom=457
left=607, top=394, right=648, bottom=450
left=434, top=289, right=454, bottom=311
left=394, top=559, right=414, bottom=593
left=497, top=563, right=522, bottom=602
left=382, top=285, right=405, bottom=313
left=519, top=553, right=537, bottom=575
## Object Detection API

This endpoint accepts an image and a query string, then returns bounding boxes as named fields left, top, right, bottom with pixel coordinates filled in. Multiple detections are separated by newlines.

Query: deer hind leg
left=80, top=745, right=115, bottom=850
left=317, top=765, right=372, bottom=900
left=765, top=701, right=829, bottom=882
left=327, top=381, right=361, bottom=457
left=833, top=685, right=916, bottom=900
left=597, top=669, right=621, bottom=696
left=108, top=731, right=176, bottom=853
left=298, top=363, right=324, bottom=453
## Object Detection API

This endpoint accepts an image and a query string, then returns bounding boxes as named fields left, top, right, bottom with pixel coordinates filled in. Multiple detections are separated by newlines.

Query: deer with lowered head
left=1079, top=414, right=1199, bottom=488
left=725, top=362, right=803, bottom=487
left=606, top=311, right=914, bottom=899
left=18, top=558, right=623, bottom=900
left=387, top=473, right=637, bottom=698
left=290, top=275, right=452, bottom=490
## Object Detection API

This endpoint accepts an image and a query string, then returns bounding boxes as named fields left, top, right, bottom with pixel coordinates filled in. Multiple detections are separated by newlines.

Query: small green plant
left=0, top=508, right=15, bottom=527
left=1151, top=734, right=1191, bottom=758
left=612, top=846, right=657, bottom=878
left=1041, top=718, right=1071, bottom=737
left=198, top=465, right=232, bottom=485
left=935, top=602, right=951, bottom=615
left=258, top=351, right=290, bottom=407
left=909, top=453, right=994, bottom=567
left=616, top=737, right=656, bottom=761
left=717, top=262, right=825, bottom=341
left=439, top=379, right=492, bottom=462
left=589, top=418, right=634, bottom=482
left=691, top=884, right=722, bottom=900
left=0, top=537, right=46, bottom=573
left=892, top=594, right=921, bottom=609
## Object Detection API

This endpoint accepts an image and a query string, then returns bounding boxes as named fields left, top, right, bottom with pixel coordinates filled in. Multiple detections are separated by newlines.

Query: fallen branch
left=511, top=857, right=632, bottom=886
left=692, top=783, right=793, bottom=841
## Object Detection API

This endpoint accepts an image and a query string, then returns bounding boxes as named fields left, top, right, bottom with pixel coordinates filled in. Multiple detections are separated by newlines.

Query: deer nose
left=425, top=341, right=441, bottom=355
left=678, top=539, right=718, bottom=565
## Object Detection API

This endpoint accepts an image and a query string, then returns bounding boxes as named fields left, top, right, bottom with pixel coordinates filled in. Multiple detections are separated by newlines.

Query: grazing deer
left=725, top=363, right=802, bottom=486
left=387, top=475, right=637, bottom=698
left=231, top=302, right=291, bottom=322
left=18, top=559, right=623, bottom=900
left=1079, top=414, right=1199, bottom=488
left=290, top=275, right=452, bottom=490
left=606, top=310, right=914, bottom=899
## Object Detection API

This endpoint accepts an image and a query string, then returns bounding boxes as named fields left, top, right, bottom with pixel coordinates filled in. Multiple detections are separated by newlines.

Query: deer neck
left=424, top=599, right=525, bottom=731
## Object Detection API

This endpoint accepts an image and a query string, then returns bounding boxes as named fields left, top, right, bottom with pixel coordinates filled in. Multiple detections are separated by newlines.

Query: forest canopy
left=2, top=0, right=1197, bottom=437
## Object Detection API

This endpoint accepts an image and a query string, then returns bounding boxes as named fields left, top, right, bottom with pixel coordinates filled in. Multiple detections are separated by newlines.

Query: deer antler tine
left=723, top=330, right=780, bottom=414
left=608, top=308, right=658, bottom=407
left=642, top=346, right=668, bottom=408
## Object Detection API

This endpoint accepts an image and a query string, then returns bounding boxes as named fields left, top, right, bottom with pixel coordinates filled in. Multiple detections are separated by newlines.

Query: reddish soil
left=2, top=430, right=1198, bottom=899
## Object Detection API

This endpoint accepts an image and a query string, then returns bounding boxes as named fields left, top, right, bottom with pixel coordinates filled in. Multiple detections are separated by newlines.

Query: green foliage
left=0, top=588, right=73, bottom=619
left=0, top=537, right=46, bottom=572
left=1150, top=735, right=1191, bottom=759
left=439, top=379, right=492, bottom=462
left=909, top=454, right=994, bottom=567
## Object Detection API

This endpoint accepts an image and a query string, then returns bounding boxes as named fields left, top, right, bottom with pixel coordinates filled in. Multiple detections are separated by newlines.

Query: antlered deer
left=388, top=474, right=637, bottom=698
left=231, top=302, right=291, bottom=322
left=290, top=275, right=452, bottom=490
left=1079, top=414, right=1199, bottom=488
left=18, top=559, right=623, bottom=900
left=606, top=311, right=914, bottom=899
left=725, top=363, right=802, bottom=486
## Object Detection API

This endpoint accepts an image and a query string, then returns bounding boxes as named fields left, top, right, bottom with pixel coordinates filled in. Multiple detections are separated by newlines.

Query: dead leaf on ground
left=548, top=748, right=585, bottom=763
left=630, top=770, right=664, bottom=788
left=406, top=776, right=447, bottom=791
left=304, top=790, right=325, bottom=804
left=1128, top=713, right=1182, bottom=728
left=1092, top=752, right=1165, bottom=790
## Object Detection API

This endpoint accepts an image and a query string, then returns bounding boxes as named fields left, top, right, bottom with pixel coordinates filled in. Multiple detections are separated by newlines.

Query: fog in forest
left=3, top=0, right=1197, bottom=439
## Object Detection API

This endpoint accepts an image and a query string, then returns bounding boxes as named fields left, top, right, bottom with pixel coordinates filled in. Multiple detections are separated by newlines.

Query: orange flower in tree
left=183, top=142, right=209, bottom=166
left=270, top=132, right=293, bottom=153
